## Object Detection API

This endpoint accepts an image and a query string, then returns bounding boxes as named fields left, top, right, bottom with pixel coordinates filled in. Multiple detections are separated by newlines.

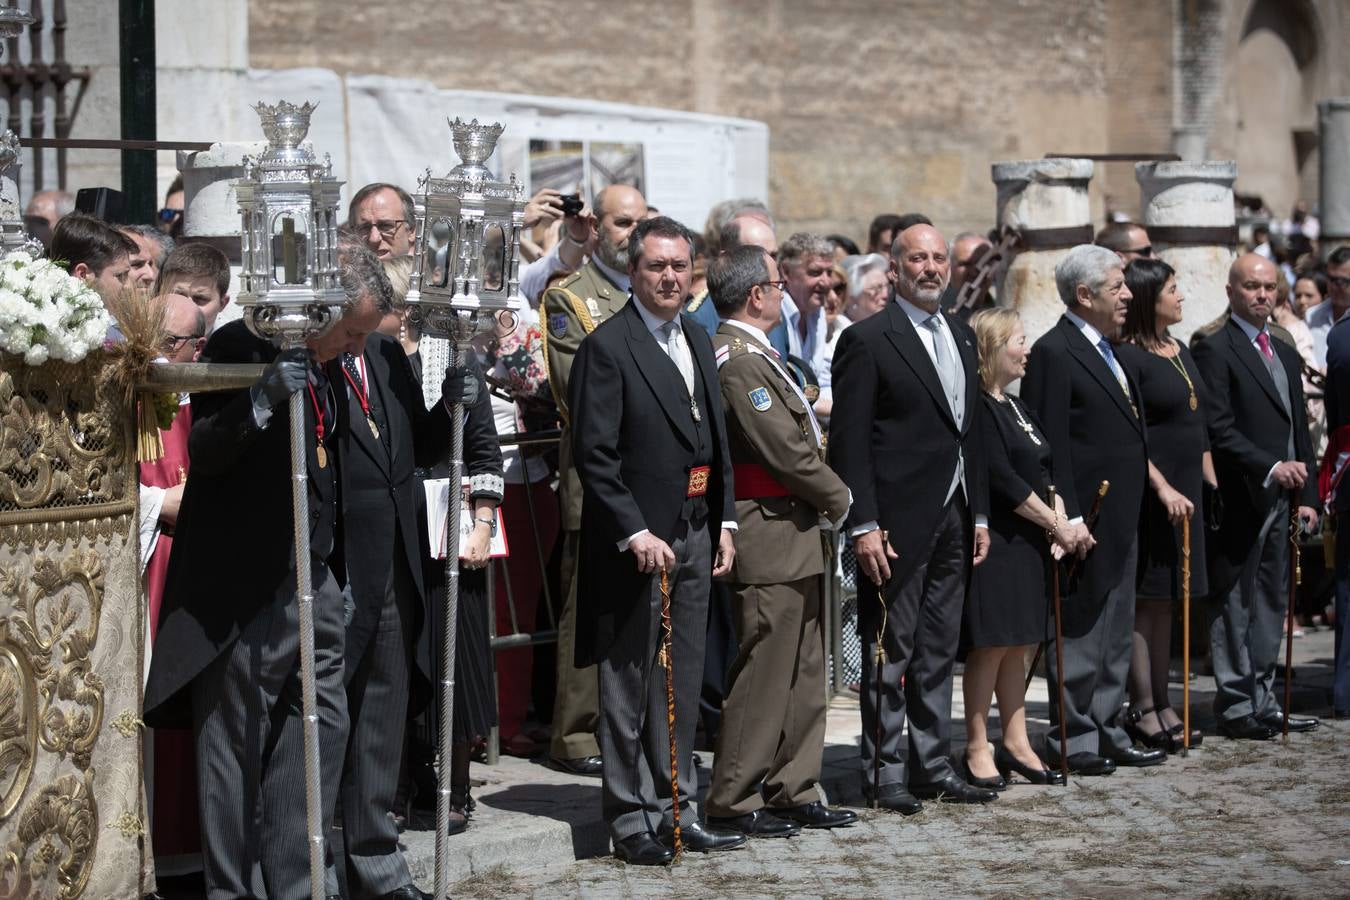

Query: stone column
left=176, top=141, right=264, bottom=328
left=992, top=158, right=1095, bottom=344
left=1320, top=98, right=1350, bottom=257
left=1135, top=161, right=1238, bottom=345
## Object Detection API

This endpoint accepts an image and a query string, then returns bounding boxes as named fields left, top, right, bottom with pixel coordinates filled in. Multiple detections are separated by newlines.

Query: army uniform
left=541, top=259, right=630, bottom=763
left=704, top=320, right=851, bottom=817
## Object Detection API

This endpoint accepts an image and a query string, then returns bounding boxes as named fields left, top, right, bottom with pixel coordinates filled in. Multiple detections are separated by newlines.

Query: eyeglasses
left=1330, top=275, right=1350, bottom=289
left=357, top=219, right=408, bottom=239
left=756, top=279, right=787, bottom=293
left=157, top=207, right=182, bottom=223
left=161, top=333, right=202, bottom=352
left=1124, top=245, right=1153, bottom=258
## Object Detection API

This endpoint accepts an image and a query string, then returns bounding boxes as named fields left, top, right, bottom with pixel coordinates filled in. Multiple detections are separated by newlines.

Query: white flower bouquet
left=0, top=249, right=111, bottom=366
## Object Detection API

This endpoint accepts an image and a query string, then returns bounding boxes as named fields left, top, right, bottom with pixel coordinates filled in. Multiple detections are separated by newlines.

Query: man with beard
left=830, top=224, right=993, bottom=812
left=542, top=183, right=648, bottom=777
left=1021, top=244, right=1161, bottom=773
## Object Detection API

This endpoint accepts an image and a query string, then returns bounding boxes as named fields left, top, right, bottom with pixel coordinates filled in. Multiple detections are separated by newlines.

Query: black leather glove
left=256, top=347, right=310, bottom=410
left=441, top=365, right=479, bottom=407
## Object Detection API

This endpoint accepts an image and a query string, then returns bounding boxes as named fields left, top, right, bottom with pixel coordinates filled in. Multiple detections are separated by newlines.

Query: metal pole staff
left=1047, top=485, right=1070, bottom=784
left=286, top=384, right=325, bottom=900
left=659, top=569, right=683, bottom=858
left=434, top=337, right=467, bottom=900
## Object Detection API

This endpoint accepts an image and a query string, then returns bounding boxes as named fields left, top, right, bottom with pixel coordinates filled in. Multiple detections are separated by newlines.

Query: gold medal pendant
left=1189, top=393, right=1198, bottom=411
left=367, top=414, right=381, bottom=440
left=316, top=445, right=328, bottom=469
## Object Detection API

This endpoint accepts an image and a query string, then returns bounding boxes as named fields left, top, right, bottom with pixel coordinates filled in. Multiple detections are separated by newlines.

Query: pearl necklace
left=990, top=391, right=1042, bottom=445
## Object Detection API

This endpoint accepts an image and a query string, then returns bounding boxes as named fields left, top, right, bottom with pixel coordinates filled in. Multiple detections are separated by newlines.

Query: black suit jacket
left=1021, top=316, right=1148, bottom=602
left=1192, top=317, right=1316, bottom=594
left=828, top=301, right=988, bottom=626
left=144, top=321, right=339, bottom=727
left=1325, top=317, right=1350, bottom=514
left=327, top=333, right=457, bottom=667
left=569, top=299, right=735, bottom=666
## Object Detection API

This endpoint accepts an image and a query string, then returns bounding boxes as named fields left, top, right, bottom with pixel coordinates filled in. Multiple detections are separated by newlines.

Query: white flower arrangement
left=0, top=249, right=111, bottom=366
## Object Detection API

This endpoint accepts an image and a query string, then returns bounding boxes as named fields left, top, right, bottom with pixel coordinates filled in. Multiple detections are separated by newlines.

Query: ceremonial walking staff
left=869, top=531, right=889, bottom=810
left=1181, top=517, right=1192, bottom=756
left=1046, top=486, right=1069, bottom=783
left=235, top=100, right=347, bottom=900
left=404, top=118, right=525, bottom=900
left=1025, top=479, right=1111, bottom=692
left=1283, top=490, right=1302, bottom=741
left=658, top=570, right=683, bottom=858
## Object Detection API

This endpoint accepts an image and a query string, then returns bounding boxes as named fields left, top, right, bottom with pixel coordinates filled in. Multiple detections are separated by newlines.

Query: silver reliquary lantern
left=405, top=117, right=526, bottom=342
left=233, top=98, right=345, bottom=900
left=236, top=100, right=347, bottom=349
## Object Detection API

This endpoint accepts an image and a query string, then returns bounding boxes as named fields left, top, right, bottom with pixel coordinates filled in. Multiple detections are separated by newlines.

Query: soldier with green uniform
left=702, top=245, right=858, bottom=836
left=541, top=183, right=648, bottom=775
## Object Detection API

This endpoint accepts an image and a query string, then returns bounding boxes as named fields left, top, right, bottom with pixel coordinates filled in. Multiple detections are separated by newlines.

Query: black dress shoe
left=1049, top=752, right=1116, bottom=776
left=380, top=885, right=433, bottom=900
left=1217, top=715, right=1277, bottom=741
left=1257, top=713, right=1320, bottom=733
left=863, top=783, right=924, bottom=815
left=614, top=831, right=674, bottom=866
left=909, top=775, right=997, bottom=804
left=549, top=754, right=603, bottom=777
left=658, top=820, right=747, bottom=852
left=1103, top=746, right=1167, bottom=767
left=774, top=801, right=859, bottom=829
left=707, top=808, right=801, bottom=837
left=994, top=744, right=1066, bottom=786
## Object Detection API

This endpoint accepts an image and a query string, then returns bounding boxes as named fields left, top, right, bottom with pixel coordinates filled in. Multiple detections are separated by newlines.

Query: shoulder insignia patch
left=748, top=386, right=772, bottom=411
left=549, top=313, right=569, bottom=339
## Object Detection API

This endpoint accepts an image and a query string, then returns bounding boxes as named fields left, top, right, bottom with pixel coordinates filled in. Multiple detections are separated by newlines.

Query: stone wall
left=248, top=0, right=1170, bottom=242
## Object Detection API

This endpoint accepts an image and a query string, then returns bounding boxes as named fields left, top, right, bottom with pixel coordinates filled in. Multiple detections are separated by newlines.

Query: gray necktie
left=661, top=320, right=695, bottom=395
left=924, top=314, right=958, bottom=413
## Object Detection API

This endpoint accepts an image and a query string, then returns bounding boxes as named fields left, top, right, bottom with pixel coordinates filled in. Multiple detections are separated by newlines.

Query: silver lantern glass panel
left=236, top=100, right=347, bottom=350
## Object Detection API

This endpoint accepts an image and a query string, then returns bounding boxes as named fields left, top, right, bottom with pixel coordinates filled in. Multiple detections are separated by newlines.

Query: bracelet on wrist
left=474, top=515, right=497, bottom=536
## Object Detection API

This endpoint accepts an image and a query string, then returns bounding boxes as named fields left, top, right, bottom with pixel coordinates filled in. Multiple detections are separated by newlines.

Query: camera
left=559, top=193, right=584, bottom=217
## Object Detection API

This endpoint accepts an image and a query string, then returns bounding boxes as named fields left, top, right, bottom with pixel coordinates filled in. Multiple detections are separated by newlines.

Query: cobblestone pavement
left=437, top=626, right=1349, bottom=899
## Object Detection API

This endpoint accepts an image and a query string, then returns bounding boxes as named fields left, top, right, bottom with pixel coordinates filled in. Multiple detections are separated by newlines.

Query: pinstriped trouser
left=192, top=559, right=349, bottom=900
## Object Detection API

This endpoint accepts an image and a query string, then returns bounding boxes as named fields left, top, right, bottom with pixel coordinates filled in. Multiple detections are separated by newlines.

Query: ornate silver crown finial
left=447, top=118, right=504, bottom=181
left=0, top=6, right=34, bottom=52
left=253, top=100, right=320, bottom=167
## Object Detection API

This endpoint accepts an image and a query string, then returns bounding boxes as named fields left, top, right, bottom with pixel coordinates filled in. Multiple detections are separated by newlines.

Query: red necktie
left=1256, top=331, right=1273, bottom=362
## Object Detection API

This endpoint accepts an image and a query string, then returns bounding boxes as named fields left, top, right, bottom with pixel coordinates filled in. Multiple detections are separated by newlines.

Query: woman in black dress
left=1116, top=257, right=1214, bottom=751
left=963, top=308, right=1091, bottom=788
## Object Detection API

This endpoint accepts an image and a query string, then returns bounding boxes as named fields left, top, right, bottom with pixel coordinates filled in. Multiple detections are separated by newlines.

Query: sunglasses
left=1124, top=245, right=1153, bottom=258
left=157, top=207, right=182, bottom=223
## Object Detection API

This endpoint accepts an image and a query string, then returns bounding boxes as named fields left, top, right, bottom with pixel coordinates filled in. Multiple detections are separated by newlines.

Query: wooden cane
left=1283, top=491, right=1301, bottom=742
left=1064, top=480, right=1111, bottom=584
left=1023, top=642, right=1045, bottom=694
left=1047, top=486, right=1070, bottom=783
left=1181, top=516, right=1191, bottom=756
left=869, top=531, right=890, bottom=810
left=658, top=569, right=682, bottom=857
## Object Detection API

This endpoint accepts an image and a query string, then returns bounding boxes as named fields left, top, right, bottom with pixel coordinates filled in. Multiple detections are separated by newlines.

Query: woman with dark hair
left=1115, top=257, right=1215, bottom=751
left=1293, top=268, right=1329, bottom=318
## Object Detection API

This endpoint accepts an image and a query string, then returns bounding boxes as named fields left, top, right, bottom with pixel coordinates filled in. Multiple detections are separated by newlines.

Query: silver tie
left=662, top=320, right=695, bottom=396
left=925, top=314, right=958, bottom=414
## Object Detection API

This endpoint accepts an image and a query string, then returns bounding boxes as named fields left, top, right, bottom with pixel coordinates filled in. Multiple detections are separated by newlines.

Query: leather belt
left=686, top=466, right=711, bottom=497
left=732, top=463, right=790, bottom=500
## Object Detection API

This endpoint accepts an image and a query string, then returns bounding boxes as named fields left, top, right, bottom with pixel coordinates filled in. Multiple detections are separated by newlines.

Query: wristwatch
left=474, top=514, right=498, bottom=537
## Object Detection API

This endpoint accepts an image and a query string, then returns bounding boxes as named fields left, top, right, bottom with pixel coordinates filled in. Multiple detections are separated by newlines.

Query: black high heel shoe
left=961, top=751, right=1007, bottom=792
left=1164, top=716, right=1203, bottom=749
left=1123, top=706, right=1176, bottom=752
left=994, top=744, right=1067, bottom=786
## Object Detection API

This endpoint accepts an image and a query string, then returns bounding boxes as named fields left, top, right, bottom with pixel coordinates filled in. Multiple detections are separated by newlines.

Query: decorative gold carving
left=0, top=772, right=96, bottom=900
left=108, top=711, right=142, bottom=740
left=0, top=514, right=133, bottom=551
left=0, top=551, right=104, bottom=773
left=106, top=812, right=142, bottom=839
left=0, top=642, right=36, bottom=820
left=0, top=355, right=130, bottom=522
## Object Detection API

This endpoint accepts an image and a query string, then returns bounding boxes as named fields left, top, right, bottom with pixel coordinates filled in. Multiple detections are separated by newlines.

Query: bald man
left=542, top=183, right=648, bottom=776
left=1192, top=253, right=1321, bottom=739
left=685, top=212, right=780, bottom=338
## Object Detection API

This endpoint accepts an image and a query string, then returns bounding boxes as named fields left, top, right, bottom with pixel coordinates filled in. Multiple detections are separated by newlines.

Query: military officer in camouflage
left=702, top=245, right=858, bottom=836
left=541, top=183, right=649, bottom=775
